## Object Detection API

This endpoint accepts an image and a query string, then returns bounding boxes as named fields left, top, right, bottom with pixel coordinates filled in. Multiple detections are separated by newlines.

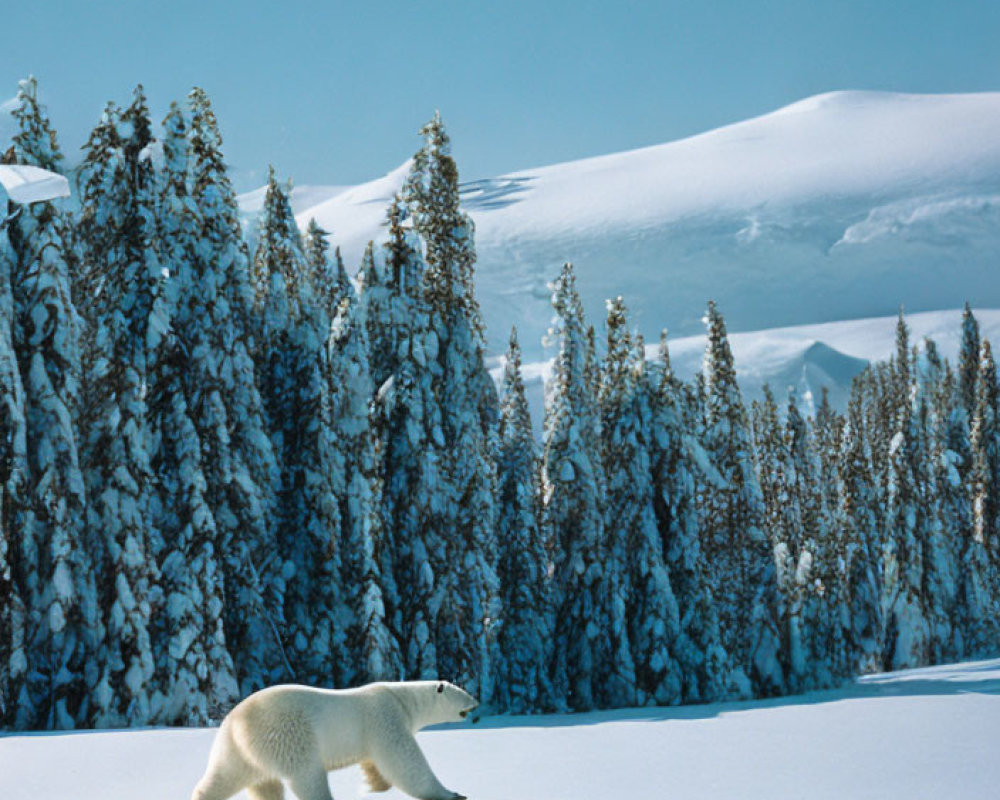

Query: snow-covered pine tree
left=882, top=320, right=931, bottom=669
left=835, top=379, right=884, bottom=673
left=700, top=301, right=784, bottom=697
left=958, top=303, right=981, bottom=422
left=5, top=76, right=100, bottom=728
left=0, top=167, right=31, bottom=730
left=76, top=86, right=164, bottom=727
left=967, top=339, right=1000, bottom=655
left=543, top=263, right=624, bottom=710
left=279, top=323, right=347, bottom=688
left=73, top=101, right=123, bottom=324
left=920, top=340, right=961, bottom=662
left=249, top=167, right=344, bottom=686
left=357, top=241, right=395, bottom=390
left=648, top=332, right=729, bottom=703
left=403, top=111, right=483, bottom=341
left=326, top=295, right=402, bottom=685
left=600, top=299, right=679, bottom=706
left=494, top=326, right=552, bottom=713
left=792, top=389, right=844, bottom=687
left=812, top=386, right=844, bottom=517
left=373, top=219, right=442, bottom=682
left=0, top=491, right=24, bottom=729
left=179, top=87, right=284, bottom=694
left=927, top=359, right=972, bottom=660
left=252, top=165, right=303, bottom=462
left=402, top=116, right=500, bottom=702
left=149, top=102, right=238, bottom=724
left=303, top=218, right=352, bottom=332
left=752, top=386, right=810, bottom=688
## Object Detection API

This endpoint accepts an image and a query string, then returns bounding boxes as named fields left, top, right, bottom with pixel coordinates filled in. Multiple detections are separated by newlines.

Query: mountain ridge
left=237, top=89, right=1000, bottom=388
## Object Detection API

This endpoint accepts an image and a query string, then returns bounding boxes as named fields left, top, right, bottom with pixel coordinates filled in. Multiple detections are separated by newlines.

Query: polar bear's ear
left=437, top=683, right=444, bottom=693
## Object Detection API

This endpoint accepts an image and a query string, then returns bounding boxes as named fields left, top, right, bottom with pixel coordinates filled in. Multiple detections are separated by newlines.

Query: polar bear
left=191, top=680, right=479, bottom=800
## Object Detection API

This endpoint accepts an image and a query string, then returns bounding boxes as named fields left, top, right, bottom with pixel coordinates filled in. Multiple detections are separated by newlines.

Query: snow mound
left=240, top=90, right=1000, bottom=361
left=4, top=658, right=998, bottom=800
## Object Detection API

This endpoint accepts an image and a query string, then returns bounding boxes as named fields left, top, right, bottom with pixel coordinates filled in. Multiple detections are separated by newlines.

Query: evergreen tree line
left=0, top=78, right=997, bottom=730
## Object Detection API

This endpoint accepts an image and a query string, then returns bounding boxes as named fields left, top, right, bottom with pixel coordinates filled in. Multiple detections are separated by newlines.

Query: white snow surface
left=3, top=658, right=998, bottom=800
left=0, top=164, right=70, bottom=204
left=238, top=90, right=1000, bottom=363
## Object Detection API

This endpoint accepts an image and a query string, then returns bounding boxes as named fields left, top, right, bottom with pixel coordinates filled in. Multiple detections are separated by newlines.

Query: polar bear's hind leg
left=361, top=760, right=392, bottom=792
left=191, top=767, right=246, bottom=800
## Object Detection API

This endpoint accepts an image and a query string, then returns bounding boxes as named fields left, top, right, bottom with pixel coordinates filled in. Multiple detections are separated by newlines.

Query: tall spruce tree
left=250, top=168, right=344, bottom=685
left=753, top=386, right=811, bottom=689
left=77, top=86, right=163, bottom=726
left=700, top=301, right=784, bottom=696
left=836, top=379, right=884, bottom=672
left=958, top=304, right=981, bottom=422
left=327, top=296, right=401, bottom=685
left=601, top=299, right=680, bottom=706
left=0, top=493, right=25, bottom=729
left=303, top=218, right=351, bottom=332
left=373, top=222, right=442, bottom=682
left=648, top=333, right=729, bottom=703
left=178, top=87, right=284, bottom=694
left=402, top=116, right=500, bottom=701
left=967, top=339, right=1000, bottom=655
left=0, top=165, right=31, bottom=731
left=5, top=76, right=100, bottom=728
left=150, top=102, right=238, bottom=723
left=882, top=322, right=931, bottom=669
left=920, top=340, right=961, bottom=662
left=495, top=327, right=552, bottom=712
left=542, top=264, right=628, bottom=710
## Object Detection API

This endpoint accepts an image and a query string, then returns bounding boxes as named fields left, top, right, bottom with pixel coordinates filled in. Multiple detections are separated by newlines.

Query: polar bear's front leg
left=287, top=768, right=334, bottom=800
left=368, top=731, right=464, bottom=800
left=247, top=780, right=284, bottom=800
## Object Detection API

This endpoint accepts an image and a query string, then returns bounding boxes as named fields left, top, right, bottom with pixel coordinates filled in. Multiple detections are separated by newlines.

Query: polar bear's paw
left=361, top=760, right=392, bottom=793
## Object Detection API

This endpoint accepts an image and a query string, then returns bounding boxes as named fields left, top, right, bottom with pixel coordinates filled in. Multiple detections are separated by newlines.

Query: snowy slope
left=4, top=658, right=999, bottom=800
left=239, top=90, right=1000, bottom=363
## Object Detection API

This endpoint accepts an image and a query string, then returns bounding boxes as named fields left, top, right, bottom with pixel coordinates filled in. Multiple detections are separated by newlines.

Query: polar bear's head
left=409, top=680, right=479, bottom=727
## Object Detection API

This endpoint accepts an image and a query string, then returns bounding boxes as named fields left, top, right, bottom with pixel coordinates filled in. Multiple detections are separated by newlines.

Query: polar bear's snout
left=460, top=699, right=480, bottom=723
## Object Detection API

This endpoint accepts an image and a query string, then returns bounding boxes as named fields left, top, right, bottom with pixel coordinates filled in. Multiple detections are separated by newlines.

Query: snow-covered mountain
left=237, top=89, right=1000, bottom=403
left=241, top=91, right=1000, bottom=345
left=7, top=658, right=999, bottom=800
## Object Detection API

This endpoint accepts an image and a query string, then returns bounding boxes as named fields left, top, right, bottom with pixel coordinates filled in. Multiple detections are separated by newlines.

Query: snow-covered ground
left=4, top=658, right=999, bottom=800
left=238, top=90, right=1000, bottom=365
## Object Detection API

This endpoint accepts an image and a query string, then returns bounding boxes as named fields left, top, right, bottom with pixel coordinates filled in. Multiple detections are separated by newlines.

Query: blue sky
left=4, top=1, right=999, bottom=192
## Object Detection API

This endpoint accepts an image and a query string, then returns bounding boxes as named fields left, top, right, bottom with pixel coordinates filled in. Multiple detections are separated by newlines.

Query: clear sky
left=3, top=0, right=999, bottom=192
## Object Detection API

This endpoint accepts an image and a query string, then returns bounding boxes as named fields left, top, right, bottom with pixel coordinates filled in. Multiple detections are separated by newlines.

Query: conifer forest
left=1, top=77, right=998, bottom=732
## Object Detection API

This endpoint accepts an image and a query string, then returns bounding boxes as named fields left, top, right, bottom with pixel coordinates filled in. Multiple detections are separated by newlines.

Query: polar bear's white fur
left=191, top=680, right=478, bottom=800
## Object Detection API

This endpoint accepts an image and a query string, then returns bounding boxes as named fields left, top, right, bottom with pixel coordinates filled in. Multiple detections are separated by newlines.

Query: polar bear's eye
left=436, top=684, right=444, bottom=694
